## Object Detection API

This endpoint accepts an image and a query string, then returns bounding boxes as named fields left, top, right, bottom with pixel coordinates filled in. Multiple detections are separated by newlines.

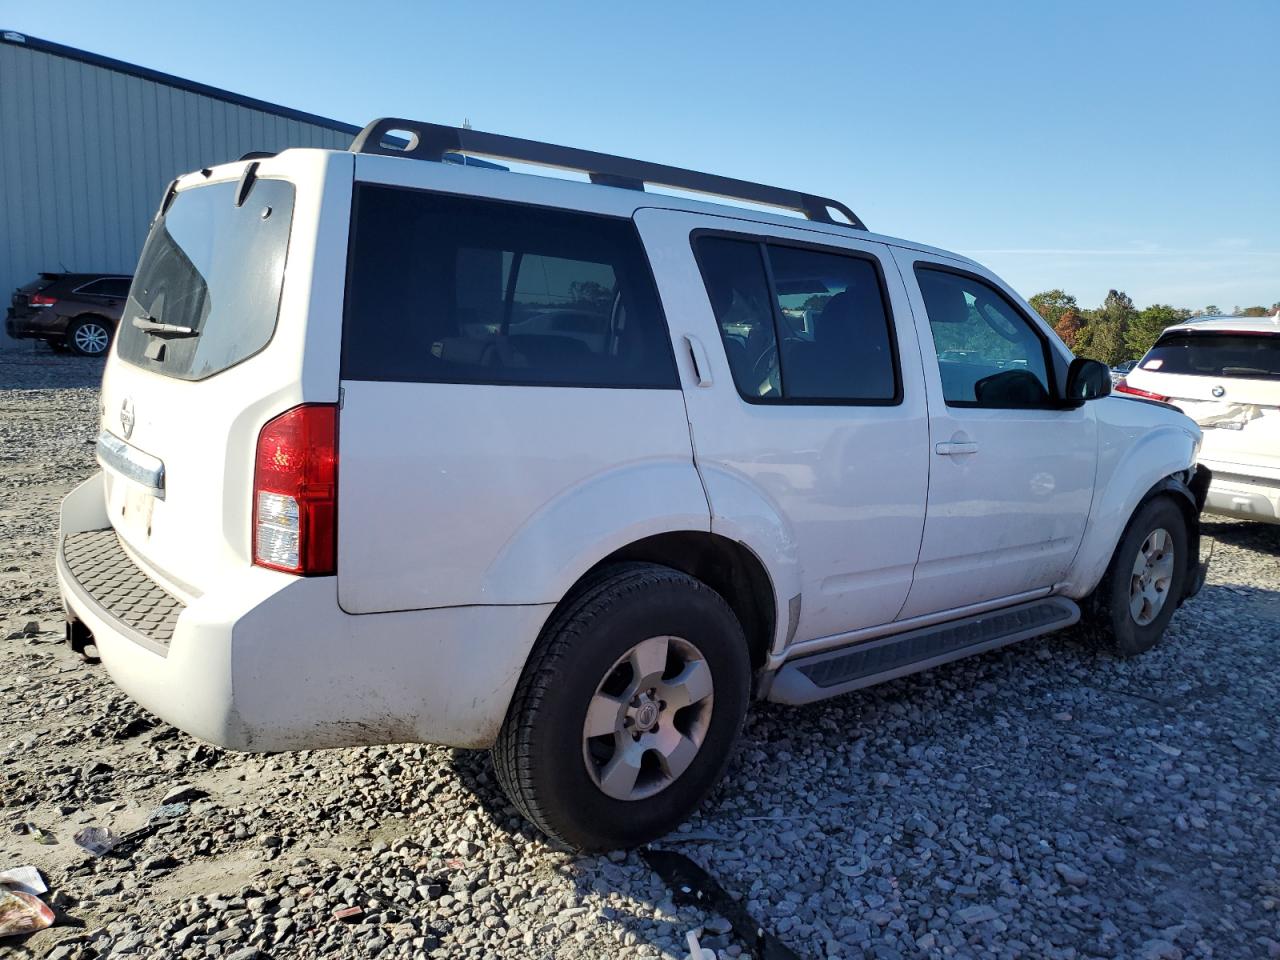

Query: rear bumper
left=1202, top=463, right=1280, bottom=525
left=5, top=307, right=62, bottom=339
left=57, top=473, right=552, bottom=751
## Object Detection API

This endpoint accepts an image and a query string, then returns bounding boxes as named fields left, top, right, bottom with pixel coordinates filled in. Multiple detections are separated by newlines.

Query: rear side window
left=695, top=235, right=899, bottom=403
left=76, top=278, right=130, bottom=298
left=342, top=186, right=677, bottom=388
left=117, top=179, right=295, bottom=381
left=1142, top=332, right=1280, bottom=380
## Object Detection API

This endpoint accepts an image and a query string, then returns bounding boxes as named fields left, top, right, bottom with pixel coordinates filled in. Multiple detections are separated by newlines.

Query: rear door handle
left=935, top=441, right=979, bottom=456
left=683, top=335, right=713, bottom=387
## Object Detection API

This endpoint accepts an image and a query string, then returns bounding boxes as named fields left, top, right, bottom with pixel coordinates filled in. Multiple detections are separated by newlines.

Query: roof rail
left=349, top=117, right=866, bottom=230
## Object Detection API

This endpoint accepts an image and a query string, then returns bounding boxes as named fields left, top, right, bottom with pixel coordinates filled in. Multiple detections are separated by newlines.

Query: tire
left=493, top=563, right=751, bottom=851
left=1090, top=496, right=1189, bottom=657
left=65, top=317, right=113, bottom=356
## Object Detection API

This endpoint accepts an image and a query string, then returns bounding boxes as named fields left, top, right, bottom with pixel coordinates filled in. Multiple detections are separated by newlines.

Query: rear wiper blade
left=131, top=315, right=197, bottom=337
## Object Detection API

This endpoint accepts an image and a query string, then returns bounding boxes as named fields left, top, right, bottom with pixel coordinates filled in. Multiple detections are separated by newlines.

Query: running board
left=768, top=597, right=1080, bottom=705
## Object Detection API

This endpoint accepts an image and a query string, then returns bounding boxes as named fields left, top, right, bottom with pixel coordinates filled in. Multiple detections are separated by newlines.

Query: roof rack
left=349, top=117, right=866, bottom=230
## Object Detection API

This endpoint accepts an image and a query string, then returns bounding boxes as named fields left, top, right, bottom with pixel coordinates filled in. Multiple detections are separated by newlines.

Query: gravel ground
left=2, top=347, right=1279, bottom=960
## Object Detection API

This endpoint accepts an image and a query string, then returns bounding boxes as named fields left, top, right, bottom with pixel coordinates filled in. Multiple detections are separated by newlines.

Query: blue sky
left=8, top=0, right=1279, bottom=310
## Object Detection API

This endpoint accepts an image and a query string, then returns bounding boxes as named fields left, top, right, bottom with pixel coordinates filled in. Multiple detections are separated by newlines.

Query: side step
left=768, top=597, right=1080, bottom=705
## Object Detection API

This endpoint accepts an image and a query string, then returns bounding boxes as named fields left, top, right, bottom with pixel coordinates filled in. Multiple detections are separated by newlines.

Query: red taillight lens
left=252, top=404, right=338, bottom=575
left=29, top=293, right=58, bottom=306
left=1114, top=379, right=1171, bottom=403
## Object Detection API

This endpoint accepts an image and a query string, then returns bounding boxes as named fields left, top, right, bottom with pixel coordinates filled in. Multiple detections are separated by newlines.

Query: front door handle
left=935, top=440, right=979, bottom=456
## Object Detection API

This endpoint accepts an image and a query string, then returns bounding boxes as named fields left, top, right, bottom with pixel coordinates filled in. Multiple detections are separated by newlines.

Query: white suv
left=58, top=119, right=1211, bottom=850
left=1119, top=314, right=1280, bottom=524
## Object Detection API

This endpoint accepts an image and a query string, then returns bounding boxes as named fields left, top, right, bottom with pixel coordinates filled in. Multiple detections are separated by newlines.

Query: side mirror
left=1064, top=357, right=1111, bottom=404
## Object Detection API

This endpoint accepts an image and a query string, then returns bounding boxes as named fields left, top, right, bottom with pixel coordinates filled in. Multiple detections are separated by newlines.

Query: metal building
left=0, top=29, right=358, bottom=345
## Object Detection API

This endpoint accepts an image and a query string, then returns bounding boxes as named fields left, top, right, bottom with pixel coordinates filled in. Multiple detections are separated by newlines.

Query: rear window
left=1142, top=331, right=1280, bottom=380
left=341, top=186, right=677, bottom=388
left=116, top=179, right=295, bottom=381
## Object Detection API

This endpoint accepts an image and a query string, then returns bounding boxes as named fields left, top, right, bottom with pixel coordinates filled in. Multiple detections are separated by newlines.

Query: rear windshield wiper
left=132, top=315, right=197, bottom=337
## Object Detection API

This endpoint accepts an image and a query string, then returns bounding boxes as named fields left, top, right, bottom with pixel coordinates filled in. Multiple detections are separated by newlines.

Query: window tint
left=695, top=236, right=898, bottom=403
left=116, top=179, right=295, bottom=381
left=1142, top=332, right=1280, bottom=380
left=77, top=278, right=130, bottom=297
left=342, top=187, right=677, bottom=388
left=915, top=267, right=1053, bottom=408
left=768, top=245, right=897, bottom=401
left=695, top=237, right=780, bottom=398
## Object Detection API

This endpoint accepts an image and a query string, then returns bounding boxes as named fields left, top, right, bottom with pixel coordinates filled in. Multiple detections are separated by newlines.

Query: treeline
left=1027, top=290, right=1280, bottom=366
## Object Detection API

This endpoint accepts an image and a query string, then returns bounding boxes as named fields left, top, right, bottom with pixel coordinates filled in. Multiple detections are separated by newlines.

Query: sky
left=6, top=0, right=1279, bottom=311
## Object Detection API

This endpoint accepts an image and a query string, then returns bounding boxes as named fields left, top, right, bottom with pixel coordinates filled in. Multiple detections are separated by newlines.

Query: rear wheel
left=1091, top=496, right=1189, bottom=656
left=493, top=563, right=751, bottom=851
left=66, top=317, right=112, bottom=356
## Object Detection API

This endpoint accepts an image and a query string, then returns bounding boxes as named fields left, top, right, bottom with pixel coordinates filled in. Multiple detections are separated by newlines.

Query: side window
left=915, top=266, right=1053, bottom=408
left=342, top=186, right=677, bottom=388
left=694, top=237, right=780, bottom=398
left=77, top=278, right=128, bottom=297
left=97, top=278, right=131, bottom=298
left=695, top=236, right=899, bottom=403
left=767, top=244, right=897, bottom=402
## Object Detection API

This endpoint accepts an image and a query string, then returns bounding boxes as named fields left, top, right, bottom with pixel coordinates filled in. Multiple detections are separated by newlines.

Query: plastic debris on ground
left=0, top=866, right=47, bottom=896
left=0, top=887, right=55, bottom=938
left=685, top=929, right=718, bottom=959
left=74, top=826, right=123, bottom=857
left=641, top=848, right=801, bottom=960
left=11, top=823, right=56, bottom=845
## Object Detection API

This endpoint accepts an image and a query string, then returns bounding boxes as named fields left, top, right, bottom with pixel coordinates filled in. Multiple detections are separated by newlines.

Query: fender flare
left=1059, top=414, right=1201, bottom=601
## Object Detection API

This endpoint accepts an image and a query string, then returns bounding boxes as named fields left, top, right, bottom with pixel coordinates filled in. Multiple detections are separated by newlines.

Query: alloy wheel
left=73, top=322, right=110, bottom=355
left=1129, top=527, right=1175, bottom=626
left=581, top=635, right=715, bottom=801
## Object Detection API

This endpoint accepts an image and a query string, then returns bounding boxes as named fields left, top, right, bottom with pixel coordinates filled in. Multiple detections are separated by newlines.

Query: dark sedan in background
left=7, top=272, right=131, bottom=355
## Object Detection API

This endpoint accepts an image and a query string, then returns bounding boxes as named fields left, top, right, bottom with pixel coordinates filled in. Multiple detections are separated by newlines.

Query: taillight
left=253, top=404, right=338, bottom=575
left=1114, top=379, right=1171, bottom=403
left=29, top=293, right=58, bottom=306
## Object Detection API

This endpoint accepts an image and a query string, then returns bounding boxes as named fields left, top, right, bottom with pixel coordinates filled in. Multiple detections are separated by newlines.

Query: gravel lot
left=3, top=347, right=1279, bottom=960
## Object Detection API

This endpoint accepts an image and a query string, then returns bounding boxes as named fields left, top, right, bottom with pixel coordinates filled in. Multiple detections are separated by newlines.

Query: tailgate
left=93, top=151, right=351, bottom=594
left=1128, top=330, right=1280, bottom=473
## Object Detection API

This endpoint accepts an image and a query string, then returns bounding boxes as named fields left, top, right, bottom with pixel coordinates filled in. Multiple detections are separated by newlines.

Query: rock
left=1055, top=863, right=1088, bottom=887
left=957, top=905, right=999, bottom=924
left=1140, top=939, right=1182, bottom=960
left=161, top=783, right=209, bottom=804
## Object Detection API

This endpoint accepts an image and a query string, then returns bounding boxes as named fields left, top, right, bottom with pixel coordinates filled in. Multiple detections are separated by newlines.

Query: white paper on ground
left=0, top=865, right=46, bottom=896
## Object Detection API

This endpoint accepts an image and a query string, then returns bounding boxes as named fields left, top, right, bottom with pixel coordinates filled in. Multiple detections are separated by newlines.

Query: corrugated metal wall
left=0, top=37, right=352, bottom=346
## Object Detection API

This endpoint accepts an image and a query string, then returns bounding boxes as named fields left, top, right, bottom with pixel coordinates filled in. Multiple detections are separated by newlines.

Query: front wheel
left=1092, top=496, right=1189, bottom=656
left=65, top=317, right=112, bottom=356
left=493, top=563, right=751, bottom=851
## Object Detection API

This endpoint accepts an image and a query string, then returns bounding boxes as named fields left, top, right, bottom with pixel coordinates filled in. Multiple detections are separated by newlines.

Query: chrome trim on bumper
left=95, top=429, right=165, bottom=499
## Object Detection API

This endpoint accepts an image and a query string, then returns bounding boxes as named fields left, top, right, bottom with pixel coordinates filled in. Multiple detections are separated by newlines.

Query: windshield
left=1142, top=331, right=1280, bottom=381
left=116, top=178, right=295, bottom=380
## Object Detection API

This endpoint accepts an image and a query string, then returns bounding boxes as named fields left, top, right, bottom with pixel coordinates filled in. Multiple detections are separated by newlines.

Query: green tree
left=1239, top=305, right=1270, bottom=317
left=1028, top=289, right=1078, bottom=327
left=1053, top=308, right=1084, bottom=350
left=1077, top=290, right=1136, bottom=365
left=1126, top=304, right=1189, bottom=358
left=1204, top=304, right=1221, bottom=316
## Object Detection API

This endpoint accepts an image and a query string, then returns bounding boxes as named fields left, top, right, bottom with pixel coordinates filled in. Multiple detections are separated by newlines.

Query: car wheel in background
left=65, top=317, right=112, bottom=356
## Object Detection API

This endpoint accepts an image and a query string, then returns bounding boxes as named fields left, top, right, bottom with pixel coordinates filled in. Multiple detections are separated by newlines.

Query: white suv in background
left=58, top=119, right=1211, bottom=850
left=1119, top=314, right=1280, bottom=524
